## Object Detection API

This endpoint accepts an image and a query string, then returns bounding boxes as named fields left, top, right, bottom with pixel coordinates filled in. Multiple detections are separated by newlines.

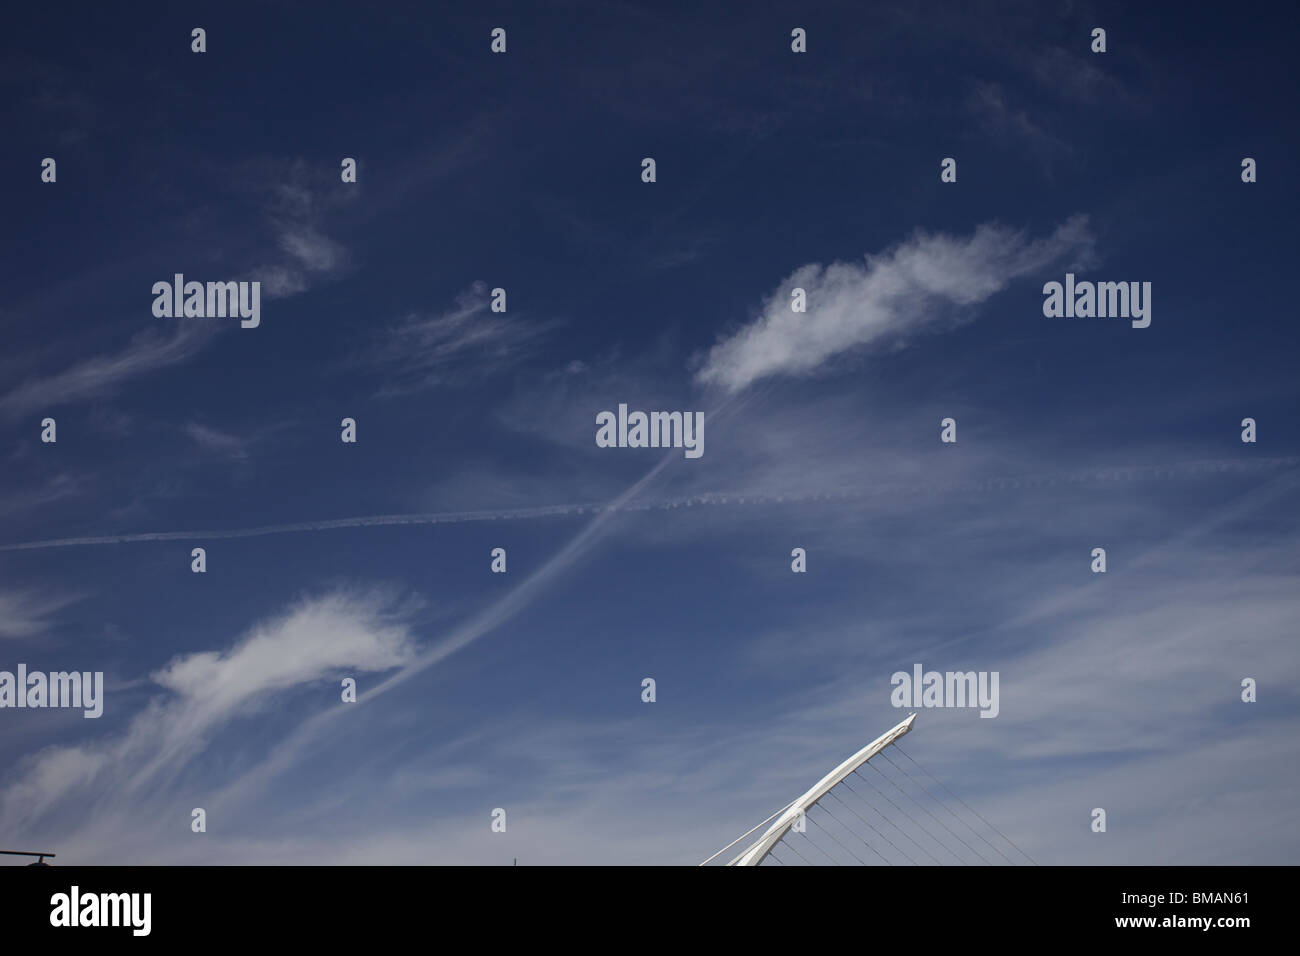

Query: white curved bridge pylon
left=725, top=712, right=917, bottom=866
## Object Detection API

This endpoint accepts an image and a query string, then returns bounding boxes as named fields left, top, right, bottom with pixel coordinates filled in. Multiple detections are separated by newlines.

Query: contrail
left=200, top=390, right=764, bottom=811
left=0, top=502, right=596, bottom=551
left=1, top=456, right=1295, bottom=553
left=5, top=389, right=761, bottom=822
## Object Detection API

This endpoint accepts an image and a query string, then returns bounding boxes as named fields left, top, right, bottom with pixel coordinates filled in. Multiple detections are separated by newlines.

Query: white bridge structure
left=701, top=713, right=1034, bottom=866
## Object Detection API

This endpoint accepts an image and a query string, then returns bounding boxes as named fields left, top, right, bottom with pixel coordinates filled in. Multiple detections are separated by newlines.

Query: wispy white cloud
left=0, top=322, right=215, bottom=420
left=0, top=472, right=84, bottom=520
left=0, top=589, right=417, bottom=831
left=1030, top=46, right=1134, bottom=107
left=245, top=165, right=351, bottom=299
left=0, top=164, right=353, bottom=424
left=253, top=225, right=346, bottom=298
left=182, top=422, right=250, bottom=459
left=968, top=81, right=1070, bottom=163
left=278, top=225, right=343, bottom=274
left=695, top=217, right=1094, bottom=393
left=0, top=589, right=80, bottom=639
left=371, top=282, right=557, bottom=395
left=150, top=590, right=415, bottom=730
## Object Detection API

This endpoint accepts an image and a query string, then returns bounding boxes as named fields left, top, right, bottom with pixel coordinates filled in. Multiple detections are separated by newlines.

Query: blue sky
left=2, top=0, right=1298, bottom=864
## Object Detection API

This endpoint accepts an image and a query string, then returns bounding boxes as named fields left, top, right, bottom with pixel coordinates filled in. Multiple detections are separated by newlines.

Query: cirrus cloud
left=695, top=215, right=1094, bottom=393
